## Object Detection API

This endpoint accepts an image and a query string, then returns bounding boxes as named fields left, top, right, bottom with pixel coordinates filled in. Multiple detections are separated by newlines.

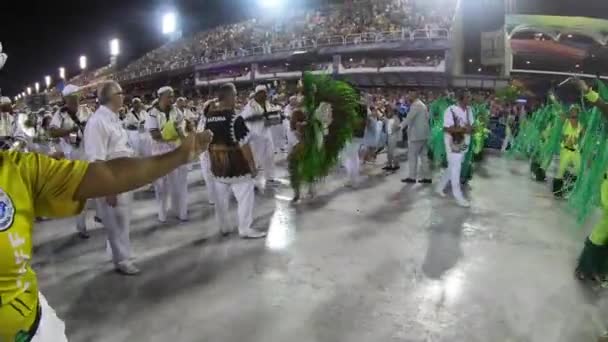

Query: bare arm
left=48, top=127, right=74, bottom=138
left=576, top=79, right=608, bottom=118
left=74, top=131, right=212, bottom=200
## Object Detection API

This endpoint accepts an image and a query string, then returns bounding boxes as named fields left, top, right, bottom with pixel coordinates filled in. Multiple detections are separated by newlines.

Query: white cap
left=62, top=84, right=81, bottom=97
left=254, top=85, right=267, bottom=94
left=132, top=97, right=142, bottom=104
left=177, top=97, right=187, bottom=102
left=0, top=96, right=11, bottom=105
left=157, top=86, right=174, bottom=96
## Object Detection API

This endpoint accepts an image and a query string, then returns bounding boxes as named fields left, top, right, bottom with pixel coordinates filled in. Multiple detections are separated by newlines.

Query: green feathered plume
left=289, top=73, right=360, bottom=186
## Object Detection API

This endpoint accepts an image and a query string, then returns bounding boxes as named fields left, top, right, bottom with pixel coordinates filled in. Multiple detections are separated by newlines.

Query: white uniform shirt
left=443, top=104, right=474, bottom=152
left=50, top=108, right=83, bottom=157
left=240, top=99, right=272, bottom=137
left=0, top=112, right=14, bottom=137
left=84, top=105, right=134, bottom=161
left=123, top=111, right=140, bottom=129
left=145, top=105, right=182, bottom=153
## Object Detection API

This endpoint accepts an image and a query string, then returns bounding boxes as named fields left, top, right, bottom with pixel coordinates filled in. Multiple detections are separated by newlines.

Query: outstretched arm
left=576, top=79, right=608, bottom=117
left=74, top=131, right=212, bottom=200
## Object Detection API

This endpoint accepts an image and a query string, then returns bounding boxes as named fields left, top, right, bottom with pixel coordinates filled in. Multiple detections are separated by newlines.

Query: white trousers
left=95, top=192, right=132, bottom=265
left=154, top=164, right=189, bottom=221
left=408, top=140, right=429, bottom=180
left=387, top=136, right=399, bottom=166
left=437, top=152, right=466, bottom=201
left=31, top=294, right=68, bottom=342
left=270, top=123, right=286, bottom=153
left=251, top=132, right=275, bottom=181
left=501, top=126, right=512, bottom=152
left=214, top=180, right=254, bottom=234
left=341, top=139, right=361, bottom=183
left=126, top=130, right=140, bottom=156
left=200, top=152, right=216, bottom=204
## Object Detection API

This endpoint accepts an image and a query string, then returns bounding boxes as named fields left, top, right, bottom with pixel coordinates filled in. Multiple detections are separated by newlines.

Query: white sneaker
left=455, top=198, right=471, bottom=208
left=239, top=229, right=267, bottom=239
left=435, top=188, right=446, bottom=198
left=116, top=261, right=140, bottom=276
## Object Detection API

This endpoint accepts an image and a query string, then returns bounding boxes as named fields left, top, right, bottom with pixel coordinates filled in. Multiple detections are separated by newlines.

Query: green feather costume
left=288, top=73, right=360, bottom=191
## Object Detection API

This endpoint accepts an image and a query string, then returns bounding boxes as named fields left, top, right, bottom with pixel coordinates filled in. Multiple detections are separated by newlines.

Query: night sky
left=0, top=0, right=606, bottom=97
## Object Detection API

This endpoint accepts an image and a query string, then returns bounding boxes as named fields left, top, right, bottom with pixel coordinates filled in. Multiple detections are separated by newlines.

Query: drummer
left=48, top=84, right=92, bottom=237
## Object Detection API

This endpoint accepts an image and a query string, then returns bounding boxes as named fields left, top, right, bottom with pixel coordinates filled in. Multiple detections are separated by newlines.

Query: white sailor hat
left=176, top=97, right=187, bottom=102
left=132, top=97, right=142, bottom=104
left=0, top=96, right=11, bottom=105
left=157, top=86, right=174, bottom=96
left=62, top=84, right=81, bottom=97
left=254, top=85, right=267, bottom=94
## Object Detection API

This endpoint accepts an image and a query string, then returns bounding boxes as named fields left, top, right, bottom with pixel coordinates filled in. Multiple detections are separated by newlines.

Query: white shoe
left=115, top=261, right=140, bottom=276
left=455, top=198, right=471, bottom=208
left=435, top=188, right=446, bottom=198
left=239, top=229, right=267, bottom=239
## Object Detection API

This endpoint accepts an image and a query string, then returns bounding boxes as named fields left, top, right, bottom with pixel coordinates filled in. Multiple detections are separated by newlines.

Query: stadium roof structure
left=506, top=15, right=608, bottom=46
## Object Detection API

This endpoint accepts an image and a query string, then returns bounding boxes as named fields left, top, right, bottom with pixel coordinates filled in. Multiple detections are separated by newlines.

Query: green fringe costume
left=570, top=81, right=608, bottom=281
left=428, top=97, right=453, bottom=168
left=288, top=73, right=360, bottom=194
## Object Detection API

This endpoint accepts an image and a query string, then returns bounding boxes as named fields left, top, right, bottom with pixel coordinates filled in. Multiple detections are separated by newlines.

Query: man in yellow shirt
left=0, top=129, right=213, bottom=341
left=552, top=105, right=583, bottom=198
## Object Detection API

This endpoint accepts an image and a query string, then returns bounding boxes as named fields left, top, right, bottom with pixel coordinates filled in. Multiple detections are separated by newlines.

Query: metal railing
left=115, top=28, right=450, bottom=82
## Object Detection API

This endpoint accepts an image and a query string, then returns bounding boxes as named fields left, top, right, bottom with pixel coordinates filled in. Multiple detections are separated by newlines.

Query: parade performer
left=197, top=99, right=218, bottom=205
left=283, top=96, right=299, bottom=153
left=122, top=98, right=144, bottom=157
left=553, top=105, right=583, bottom=198
left=428, top=95, right=453, bottom=168
left=288, top=73, right=359, bottom=199
left=145, top=86, right=190, bottom=222
left=0, top=97, right=16, bottom=150
left=203, top=83, right=265, bottom=239
left=84, top=82, right=140, bottom=275
left=0, top=129, right=212, bottom=342
left=48, top=85, right=93, bottom=237
left=435, top=90, right=474, bottom=207
left=382, top=108, right=401, bottom=172
left=568, top=79, right=608, bottom=284
left=240, top=85, right=280, bottom=188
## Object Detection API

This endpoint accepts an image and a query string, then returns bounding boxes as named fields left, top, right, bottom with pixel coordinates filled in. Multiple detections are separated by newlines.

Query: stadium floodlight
left=35, top=82, right=40, bottom=93
left=468, top=59, right=473, bottom=63
left=45, top=75, right=51, bottom=88
left=259, top=0, right=282, bottom=8
left=14, top=96, right=18, bottom=102
left=26, top=87, right=31, bottom=95
left=79, top=55, right=87, bottom=70
left=526, top=61, right=531, bottom=65
left=477, top=67, right=482, bottom=72
left=110, top=38, right=120, bottom=56
left=575, top=64, right=580, bottom=69
left=21, top=92, right=25, bottom=97
left=59, top=67, right=66, bottom=79
left=162, top=12, right=177, bottom=34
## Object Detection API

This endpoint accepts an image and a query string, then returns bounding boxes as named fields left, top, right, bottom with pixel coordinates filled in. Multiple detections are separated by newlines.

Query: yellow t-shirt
left=562, top=120, right=582, bottom=150
left=0, top=151, right=88, bottom=341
